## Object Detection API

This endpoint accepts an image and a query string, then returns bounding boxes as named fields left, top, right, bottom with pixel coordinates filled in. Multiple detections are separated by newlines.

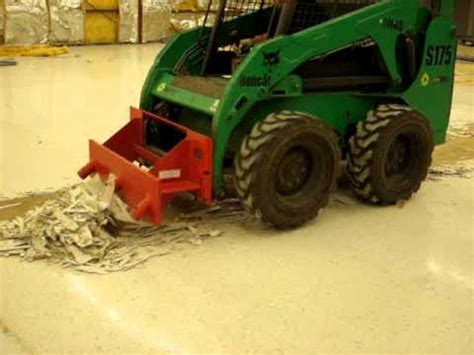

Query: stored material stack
left=119, top=0, right=139, bottom=43
left=5, top=0, right=49, bottom=44
left=85, top=0, right=119, bottom=44
left=170, top=0, right=214, bottom=33
left=49, top=0, right=85, bottom=44
left=142, top=0, right=172, bottom=42
left=0, top=0, right=179, bottom=45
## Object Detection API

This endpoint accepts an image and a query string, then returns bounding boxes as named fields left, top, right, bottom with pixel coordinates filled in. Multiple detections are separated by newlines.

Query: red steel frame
left=78, top=107, right=213, bottom=225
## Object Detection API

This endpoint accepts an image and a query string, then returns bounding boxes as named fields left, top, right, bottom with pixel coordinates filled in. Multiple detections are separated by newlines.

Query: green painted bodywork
left=140, top=0, right=456, bottom=195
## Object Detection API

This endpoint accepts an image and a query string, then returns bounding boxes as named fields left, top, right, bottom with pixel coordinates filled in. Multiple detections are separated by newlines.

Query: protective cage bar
left=288, top=0, right=377, bottom=33
left=205, top=0, right=377, bottom=28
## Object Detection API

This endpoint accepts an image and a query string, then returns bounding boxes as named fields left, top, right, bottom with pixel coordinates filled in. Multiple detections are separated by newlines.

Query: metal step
left=172, top=75, right=228, bottom=99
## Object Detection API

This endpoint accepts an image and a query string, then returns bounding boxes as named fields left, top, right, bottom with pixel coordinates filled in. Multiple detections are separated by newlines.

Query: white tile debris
left=428, top=163, right=474, bottom=180
left=0, top=176, right=243, bottom=274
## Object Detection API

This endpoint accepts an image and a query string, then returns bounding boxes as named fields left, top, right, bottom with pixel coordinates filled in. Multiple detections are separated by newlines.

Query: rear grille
left=289, top=0, right=377, bottom=33
left=222, top=0, right=274, bottom=22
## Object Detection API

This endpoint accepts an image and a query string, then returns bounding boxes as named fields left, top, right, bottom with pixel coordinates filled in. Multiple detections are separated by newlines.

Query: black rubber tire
left=234, top=111, right=340, bottom=229
left=346, top=104, right=434, bottom=204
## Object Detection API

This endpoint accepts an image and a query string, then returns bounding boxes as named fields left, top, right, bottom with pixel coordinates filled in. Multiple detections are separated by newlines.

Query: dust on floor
left=0, top=321, right=31, bottom=355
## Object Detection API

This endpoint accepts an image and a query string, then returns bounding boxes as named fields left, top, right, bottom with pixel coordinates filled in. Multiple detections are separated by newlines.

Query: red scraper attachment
left=78, top=107, right=213, bottom=225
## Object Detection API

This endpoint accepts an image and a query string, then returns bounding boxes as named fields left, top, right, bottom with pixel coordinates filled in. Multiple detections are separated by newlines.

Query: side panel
left=403, top=16, right=457, bottom=144
left=140, top=28, right=205, bottom=111
left=227, top=93, right=379, bottom=154
left=211, top=0, right=424, bottom=193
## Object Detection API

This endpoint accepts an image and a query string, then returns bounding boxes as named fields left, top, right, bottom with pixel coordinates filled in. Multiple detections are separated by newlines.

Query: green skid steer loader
left=80, top=0, right=457, bottom=228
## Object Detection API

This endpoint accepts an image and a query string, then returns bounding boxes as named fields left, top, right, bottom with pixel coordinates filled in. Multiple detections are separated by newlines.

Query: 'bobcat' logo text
left=238, top=74, right=271, bottom=87
left=263, top=50, right=280, bottom=67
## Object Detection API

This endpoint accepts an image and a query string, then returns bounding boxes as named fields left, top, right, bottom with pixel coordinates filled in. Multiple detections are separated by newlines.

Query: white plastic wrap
left=5, top=0, right=49, bottom=44
left=49, top=0, right=84, bottom=44
left=119, top=0, right=139, bottom=43
left=142, top=0, right=172, bottom=43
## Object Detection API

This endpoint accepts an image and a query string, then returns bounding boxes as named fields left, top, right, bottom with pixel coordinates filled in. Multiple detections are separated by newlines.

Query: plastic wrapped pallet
left=5, top=0, right=49, bottom=44
left=142, top=0, right=172, bottom=43
left=49, top=0, right=85, bottom=44
left=118, top=0, right=138, bottom=43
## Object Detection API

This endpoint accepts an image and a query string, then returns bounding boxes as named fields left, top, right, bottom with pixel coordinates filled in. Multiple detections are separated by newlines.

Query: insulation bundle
left=83, top=0, right=139, bottom=44
left=49, top=0, right=85, bottom=44
left=142, top=0, right=171, bottom=43
left=84, top=10, right=119, bottom=44
left=118, top=0, right=138, bottom=43
left=5, top=0, right=49, bottom=44
left=172, top=0, right=198, bottom=12
left=85, top=0, right=118, bottom=10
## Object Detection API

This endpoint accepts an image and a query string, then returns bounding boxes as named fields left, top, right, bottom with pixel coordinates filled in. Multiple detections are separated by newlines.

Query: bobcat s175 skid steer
left=79, top=0, right=456, bottom=228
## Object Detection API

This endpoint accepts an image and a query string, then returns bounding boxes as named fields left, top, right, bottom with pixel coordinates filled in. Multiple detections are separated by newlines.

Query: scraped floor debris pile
left=1, top=158, right=472, bottom=274
left=0, top=177, right=245, bottom=274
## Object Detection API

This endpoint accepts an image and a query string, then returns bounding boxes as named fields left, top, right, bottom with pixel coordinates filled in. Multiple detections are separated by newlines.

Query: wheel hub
left=275, top=147, right=312, bottom=195
left=385, top=134, right=412, bottom=177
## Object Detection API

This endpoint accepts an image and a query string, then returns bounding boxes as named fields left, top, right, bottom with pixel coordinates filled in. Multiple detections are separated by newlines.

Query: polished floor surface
left=0, top=44, right=473, bottom=354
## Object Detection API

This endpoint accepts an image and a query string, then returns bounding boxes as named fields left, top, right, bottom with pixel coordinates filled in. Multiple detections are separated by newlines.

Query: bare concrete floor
left=0, top=44, right=473, bottom=354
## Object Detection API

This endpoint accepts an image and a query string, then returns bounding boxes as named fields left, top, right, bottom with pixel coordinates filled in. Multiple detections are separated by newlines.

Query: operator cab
left=201, top=0, right=378, bottom=75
